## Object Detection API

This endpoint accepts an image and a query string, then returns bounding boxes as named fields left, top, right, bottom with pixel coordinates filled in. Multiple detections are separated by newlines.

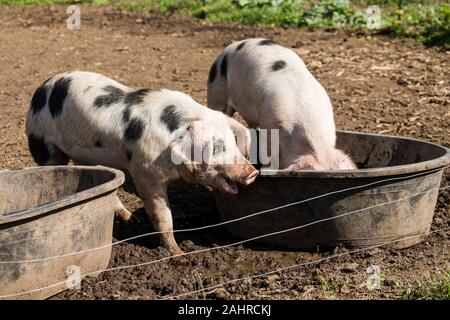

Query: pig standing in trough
left=207, top=38, right=356, bottom=170
left=26, top=71, right=258, bottom=255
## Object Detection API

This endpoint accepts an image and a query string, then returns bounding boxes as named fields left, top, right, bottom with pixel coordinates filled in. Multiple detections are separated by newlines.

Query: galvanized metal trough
left=0, top=166, right=124, bottom=299
left=214, top=131, right=450, bottom=251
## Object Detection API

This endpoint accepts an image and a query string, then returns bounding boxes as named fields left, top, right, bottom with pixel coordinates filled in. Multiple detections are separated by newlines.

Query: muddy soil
left=0, top=5, right=448, bottom=300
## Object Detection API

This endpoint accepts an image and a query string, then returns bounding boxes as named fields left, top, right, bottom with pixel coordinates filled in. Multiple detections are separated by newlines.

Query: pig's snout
left=230, top=161, right=259, bottom=186
left=239, top=167, right=259, bottom=185
left=214, top=162, right=259, bottom=195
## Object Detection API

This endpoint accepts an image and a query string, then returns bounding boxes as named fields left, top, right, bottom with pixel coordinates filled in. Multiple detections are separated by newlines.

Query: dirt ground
left=0, top=5, right=448, bottom=300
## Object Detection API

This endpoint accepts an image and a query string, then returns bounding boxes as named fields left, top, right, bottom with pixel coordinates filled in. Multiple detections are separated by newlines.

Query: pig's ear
left=226, top=116, right=251, bottom=158
left=170, top=120, right=211, bottom=167
left=333, top=149, right=357, bottom=170
left=170, top=126, right=192, bottom=165
left=190, top=120, right=213, bottom=167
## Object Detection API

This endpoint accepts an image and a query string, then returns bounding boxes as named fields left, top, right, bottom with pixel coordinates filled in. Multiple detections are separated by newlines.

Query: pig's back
left=26, top=71, right=131, bottom=137
left=26, top=71, right=136, bottom=167
left=226, top=39, right=336, bottom=149
left=224, top=39, right=337, bottom=168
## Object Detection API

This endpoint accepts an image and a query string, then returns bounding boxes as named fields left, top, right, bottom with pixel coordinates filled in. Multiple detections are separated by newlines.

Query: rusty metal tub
left=214, top=131, right=450, bottom=251
left=0, top=165, right=124, bottom=299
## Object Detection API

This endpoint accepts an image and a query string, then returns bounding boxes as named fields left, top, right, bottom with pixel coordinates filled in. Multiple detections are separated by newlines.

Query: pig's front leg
left=133, top=177, right=182, bottom=255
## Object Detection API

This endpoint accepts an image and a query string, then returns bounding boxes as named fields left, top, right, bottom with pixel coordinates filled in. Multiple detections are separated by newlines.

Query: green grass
left=115, top=0, right=154, bottom=10
left=1, top=0, right=448, bottom=47
left=0, top=0, right=105, bottom=4
left=315, top=269, right=339, bottom=292
left=384, top=3, right=450, bottom=47
left=121, top=0, right=450, bottom=47
left=400, top=272, right=450, bottom=300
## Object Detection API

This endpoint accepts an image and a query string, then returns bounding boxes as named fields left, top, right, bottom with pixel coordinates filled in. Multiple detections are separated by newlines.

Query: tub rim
left=259, top=130, right=450, bottom=178
left=0, top=165, right=125, bottom=224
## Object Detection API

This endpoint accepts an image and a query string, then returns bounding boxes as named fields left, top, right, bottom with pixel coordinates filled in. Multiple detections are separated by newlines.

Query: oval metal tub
left=0, top=166, right=124, bottom=299
left=214, top=131, right=450, bottom=251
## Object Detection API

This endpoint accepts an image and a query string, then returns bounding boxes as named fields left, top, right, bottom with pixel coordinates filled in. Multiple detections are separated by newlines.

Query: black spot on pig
left=49, top=77, right=72, bottom=118
left=124, top=118, right=145, bottom=143
left=94, top=86, right=125, bottom=108
left=30, top=82, right=48, bottom=114
left=122, top=107, right=131, bottom=123
left=83, top=86, right=93, bottom=93
left=236, top=41, right=246, bottom=51
left=105, top=85, right=124, bottom=94
left=220, top=54, right=228, bottom=78
left=208, top=61, right=217, bottom=84
left=125, top=149, right=133, bottom=161
left=28, top=134, right=50, bottom=165
left=160, top=105, right=182, bottom=132
left=272, top=60, right=286, bottom=71
left=94, top=139, right=102, bottom=148
left=258, top=39, right=278, bottom=46
left=124, top=88, right=152, bottom=107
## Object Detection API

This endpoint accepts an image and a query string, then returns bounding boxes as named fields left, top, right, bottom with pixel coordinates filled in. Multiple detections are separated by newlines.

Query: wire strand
left=1, top=167, right=446, bottom=264
left=0, top=184, right=447, bottom=298
left=161, top=226, right=450, bottom=300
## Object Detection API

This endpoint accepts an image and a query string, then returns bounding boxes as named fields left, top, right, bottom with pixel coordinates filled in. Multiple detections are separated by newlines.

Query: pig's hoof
left=115, top=208, right=133, bottom=222
left=169, top=246, right=184, bottom=256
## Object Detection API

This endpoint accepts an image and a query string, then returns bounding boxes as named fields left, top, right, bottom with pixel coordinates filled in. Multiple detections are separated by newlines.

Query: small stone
left=213, top=288, right=228, bottom=299
left=302, top=285, right=314, bottom=292
left=267, top=274, right=280, bottom=282
left=340, top=285, right=351, bottom=294
left=340, top=262, right=359, bottom=273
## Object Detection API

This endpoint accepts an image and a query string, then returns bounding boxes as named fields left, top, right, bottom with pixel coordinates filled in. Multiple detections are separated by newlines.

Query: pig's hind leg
left=207, top=57, right=235, bottom=116
left=113, top=197, right=135, bottom=223
left=28, top=135, right=69, bottom=166
left=71, top=159, right=135, bottom=223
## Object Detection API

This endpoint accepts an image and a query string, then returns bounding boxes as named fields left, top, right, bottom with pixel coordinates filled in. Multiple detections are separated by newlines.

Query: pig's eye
left=212, top=139, right=225, bottom=155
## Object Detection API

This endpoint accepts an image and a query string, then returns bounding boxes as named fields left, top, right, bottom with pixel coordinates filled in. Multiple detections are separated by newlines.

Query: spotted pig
left=207, top=38, right=356, bottom=170
left=26, top=71, right=258, bottom=254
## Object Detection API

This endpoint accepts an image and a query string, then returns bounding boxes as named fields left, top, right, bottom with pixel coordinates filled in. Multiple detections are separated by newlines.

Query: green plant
left=159, top=0, right=303, bottom=26
left=315, top=269, right=339, bottom=292
left=0, top=0, right=106, bottom=4
left=400, top=272, right=450, bottom=300
left=1, top=0, right=448, bottom=47
left=384, top=3, right=450, bottom=47
left=115, top=0, right=154, bottom=11
left=299, top=0, right=366, bottom=28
